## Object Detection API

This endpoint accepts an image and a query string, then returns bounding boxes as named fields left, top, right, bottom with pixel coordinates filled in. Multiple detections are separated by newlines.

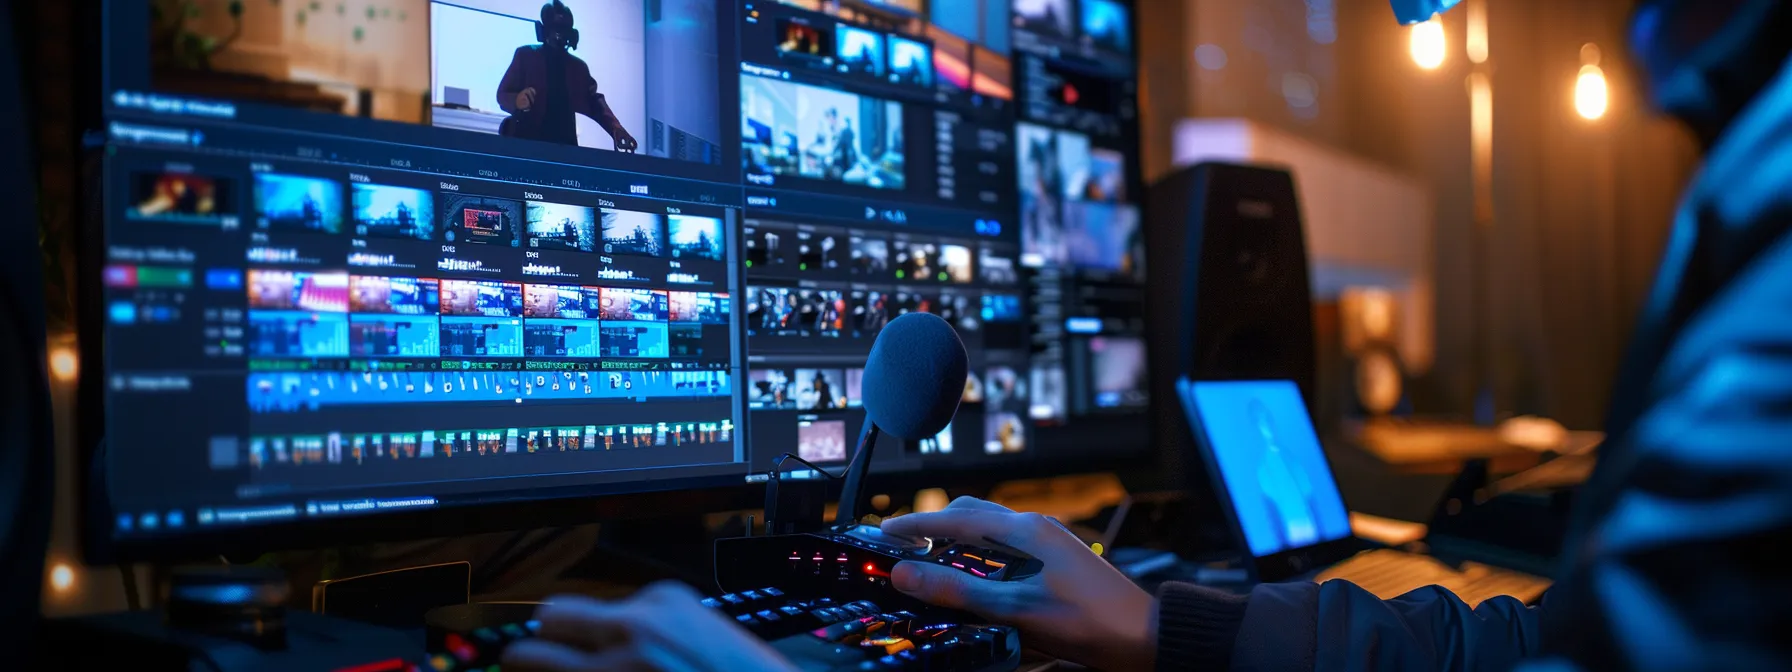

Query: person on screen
left=811, top=107, right=857, bottom=180
left=497, top=1, right=639, bottom=152
left=809, top=370, right=836, bottom=410
left=1248, top=398, right=1320, bottom=550
left=499, top=1, right=1792, bottom=670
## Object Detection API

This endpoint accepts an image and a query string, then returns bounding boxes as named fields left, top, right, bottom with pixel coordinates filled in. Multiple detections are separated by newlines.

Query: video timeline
left=247, top=368, right=732, bottom=413
left=243, top=418, right=735, bottom=469
left=741, top=73, right=906, bottom=191
left=247, top=270, right=730, bottom=362
left=150, top=0, right=724, bottom=166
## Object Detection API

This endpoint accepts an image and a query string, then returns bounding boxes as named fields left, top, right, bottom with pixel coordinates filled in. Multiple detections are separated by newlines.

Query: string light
left=49, top=346, right=78, bottom=382
left=1576, top=44, right=1608, bottom=120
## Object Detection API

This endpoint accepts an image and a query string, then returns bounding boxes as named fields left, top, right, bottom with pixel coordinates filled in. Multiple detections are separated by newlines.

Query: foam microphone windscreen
left=861, top=312, right=968, bottom=441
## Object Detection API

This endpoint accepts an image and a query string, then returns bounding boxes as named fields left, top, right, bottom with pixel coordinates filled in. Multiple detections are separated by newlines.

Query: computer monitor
left=740, top=0, right=1149, bottom=485
left=83, top=0, right=1148, bottom=561
left=85, top=0, right=750, bottom=561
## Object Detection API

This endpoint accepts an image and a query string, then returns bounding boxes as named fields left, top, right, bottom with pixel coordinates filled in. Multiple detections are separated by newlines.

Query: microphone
left=836, top=312, right=968, bottom=525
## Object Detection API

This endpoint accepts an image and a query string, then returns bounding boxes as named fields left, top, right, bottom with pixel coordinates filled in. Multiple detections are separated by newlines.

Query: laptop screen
left=1177, top=379, right=1352, bottom=557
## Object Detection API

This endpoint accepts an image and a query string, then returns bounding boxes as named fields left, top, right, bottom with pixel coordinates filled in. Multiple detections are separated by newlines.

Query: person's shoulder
left=1651, top=229, right=1792, bottom=413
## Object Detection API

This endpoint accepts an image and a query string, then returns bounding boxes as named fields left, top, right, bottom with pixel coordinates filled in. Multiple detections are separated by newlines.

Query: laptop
left=1174, top=377, right=1551, bottom=606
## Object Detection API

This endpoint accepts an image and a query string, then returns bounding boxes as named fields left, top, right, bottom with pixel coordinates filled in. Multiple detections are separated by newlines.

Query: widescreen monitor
left=83, top=0, right=1145, bottom=560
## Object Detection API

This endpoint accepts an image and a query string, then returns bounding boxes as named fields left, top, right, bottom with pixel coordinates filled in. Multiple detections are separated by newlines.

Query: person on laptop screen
left=502, top=1, right=1792, bottom=670
left=1249, top=398, right=1322, bottom=550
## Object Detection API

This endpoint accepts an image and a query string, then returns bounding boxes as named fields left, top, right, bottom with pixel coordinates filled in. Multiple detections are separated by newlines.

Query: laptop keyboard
left=1316, top=549, right=1551, bottom=607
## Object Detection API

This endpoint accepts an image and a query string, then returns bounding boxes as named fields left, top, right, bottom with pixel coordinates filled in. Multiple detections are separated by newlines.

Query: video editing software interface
left=97, top=0, right=1144, bottom=543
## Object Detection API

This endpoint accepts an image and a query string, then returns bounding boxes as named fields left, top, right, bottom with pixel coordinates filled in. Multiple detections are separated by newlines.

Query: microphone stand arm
left=834, top=421, right=881, bottom=526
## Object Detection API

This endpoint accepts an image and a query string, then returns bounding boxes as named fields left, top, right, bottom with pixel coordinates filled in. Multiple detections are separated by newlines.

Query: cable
left=770, top=453, right=843, bottom=480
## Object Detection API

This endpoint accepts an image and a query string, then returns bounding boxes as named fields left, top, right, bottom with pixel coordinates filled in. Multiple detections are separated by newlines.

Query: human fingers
left=533, top=595, right=634, bottom=652
left=882, top=508, right=1077, bottom=564
left=890, top=560, right=1044, bottom=620
left=942, top=495, right=1013, bottom=513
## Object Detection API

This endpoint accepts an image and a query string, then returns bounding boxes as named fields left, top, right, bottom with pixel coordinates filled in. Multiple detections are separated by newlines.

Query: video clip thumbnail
left=1014, top=0, right=1074, bottom=40
left=669, top=214, right=726, bottom=262
left=443, top=194, right=525, bottom=247
left=668, top=291, right=730, bottom=323
left=254, top=173, right=343, bottom=235
left=248, top=311, right=349, bottom=358
left=799, top=229, right=844, bottom=273
left=981, top=294, right=1022, bottom=322
left=836, top=24, right=886, bottom=76
left=353, top=184, right=435, bottom=241
left=852, top=289, right=891, bottom=338
left=893, top=239, right=939, bottom=281
left=598, top=287, right=669, bottom=322
left=349, top=314, right=441, bottom=358
left=527, top=201, right=598, bottom=252
left=986, top=412, right=1027, bottom=454
left=248, top=270, right=349, bottom=312
left=797, top=288, right=847, bottom=336
left=427, top=0, right=723, bottom=164
left=935, top=290, right=979, bottom=333
left=795, top=368, right=848, bottom=411
left=599, top=321, right=669, bottom=359
left=523, top=284, right=591, bottom=319
left=350, top=275, right=440, bottom=315
left=941, top=243, right=975, bottom=283
left=750, top=286, right=797, bottom=333
left=746, top=221, right=790, bottom=269
left=850, top=233, right=890, bottom=276
left=980, top=247, right=1019, bottom=284
left=1030, top=364, right=1067, bottom=421
left=601, top=209, right=666, bottom=257
left=895, top=288, right=936, bottom=316
left=1065, top=202, right=1144, bottom=279
left=1080, top=0, right=1133, bottom=55
left=776, top=16, right=833, bottom=61
left=749, top=368, right=793, bottom=409
left=129, top=172, right=234, bottom=225
left=889, top=35, right=933, bottom=87
left=1090, top=335, right=1148, bottom=408
left=985, top=366, right=1028, bottom=410
left=797, top=418, right=848, bottom=463
left=440, top=279, right=524, bottom=317
left=741, top=75, right=906, bottom=190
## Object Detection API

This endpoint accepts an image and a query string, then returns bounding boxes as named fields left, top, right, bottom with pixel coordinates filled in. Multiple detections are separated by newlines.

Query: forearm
left=1153, top=582, right=1250, bottom=671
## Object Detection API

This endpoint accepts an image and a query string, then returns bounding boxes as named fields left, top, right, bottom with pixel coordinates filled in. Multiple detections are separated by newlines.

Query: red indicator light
left=862, top=563, right=888, bottom=577
left=333, top=658, right=410, bottom=672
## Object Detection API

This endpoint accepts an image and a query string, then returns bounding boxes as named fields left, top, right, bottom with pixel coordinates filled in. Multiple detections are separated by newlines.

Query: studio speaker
left=1144, top=163, right=1317, bottom=486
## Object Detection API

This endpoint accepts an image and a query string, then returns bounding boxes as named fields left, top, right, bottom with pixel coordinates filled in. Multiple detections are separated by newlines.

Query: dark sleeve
left=1522, top=282, right=1792, bottom=670
left=1154, top=580, right=1544, bottom=671
left=577, top=66, right=625, bottom=136
left=496, top=47, right=528, bottom=113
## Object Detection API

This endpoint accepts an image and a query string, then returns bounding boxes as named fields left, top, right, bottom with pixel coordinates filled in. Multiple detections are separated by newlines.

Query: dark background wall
left=1138, top=0, right=1698, bottom=430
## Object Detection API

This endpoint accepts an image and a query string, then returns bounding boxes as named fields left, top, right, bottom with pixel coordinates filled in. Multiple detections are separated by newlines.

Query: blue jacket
left=1157, top=57, right=1792, bottom=672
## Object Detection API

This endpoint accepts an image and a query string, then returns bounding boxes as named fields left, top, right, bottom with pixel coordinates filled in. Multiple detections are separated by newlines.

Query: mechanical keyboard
left=1316, top=549, right=1552, bottom=607
left=425, top=587, right=1020, bottom=672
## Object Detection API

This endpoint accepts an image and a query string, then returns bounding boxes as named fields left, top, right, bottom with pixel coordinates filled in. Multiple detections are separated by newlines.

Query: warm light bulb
left=1410, top=16, right=1446, bottom=70
left=49, top=346, right=78, bottom=382
left=50, top=563, right=75, bottom=593
left=1576, top=64, right=1609, bottom=120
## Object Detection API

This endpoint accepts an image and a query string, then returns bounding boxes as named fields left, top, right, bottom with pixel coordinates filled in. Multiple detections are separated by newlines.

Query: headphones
left=534, top=1, right=581, bottom=50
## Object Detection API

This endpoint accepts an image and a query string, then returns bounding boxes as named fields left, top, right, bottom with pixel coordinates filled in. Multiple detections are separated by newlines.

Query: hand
left=881, top=497, right=1157, bottom=671
left=502, top=581, right=799, bottom=672
left=614, top=128, right=638, bottom=152
left=516, top=87, right=538, bottom=111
